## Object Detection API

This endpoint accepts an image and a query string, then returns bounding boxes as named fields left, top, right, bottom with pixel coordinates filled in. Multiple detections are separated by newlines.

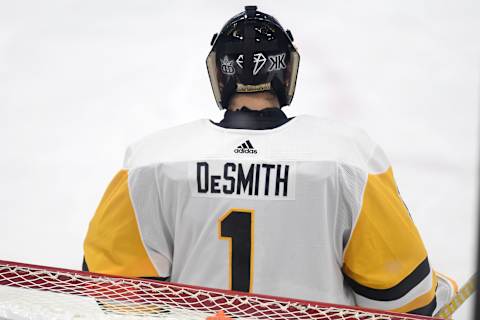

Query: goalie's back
left=84, top=115, right=444, bottom=314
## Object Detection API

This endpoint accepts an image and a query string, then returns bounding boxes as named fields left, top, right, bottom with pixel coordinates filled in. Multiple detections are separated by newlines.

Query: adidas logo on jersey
left=234, top=140, right=257, bottom=154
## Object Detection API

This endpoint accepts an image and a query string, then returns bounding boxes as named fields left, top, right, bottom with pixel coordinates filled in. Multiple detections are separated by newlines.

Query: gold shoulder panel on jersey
left=84, top=170, right=159, bottom=278
left=342, top=167, right=437, bottom=313
left=343, top=167, right=427, bottom=288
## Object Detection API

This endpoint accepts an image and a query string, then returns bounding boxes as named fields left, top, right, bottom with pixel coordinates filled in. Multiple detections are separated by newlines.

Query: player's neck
left=228, top=93, right=280, bottom=111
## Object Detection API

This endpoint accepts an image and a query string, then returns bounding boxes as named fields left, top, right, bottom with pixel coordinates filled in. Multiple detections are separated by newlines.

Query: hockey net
left=0, top=260, right=435, bottom=320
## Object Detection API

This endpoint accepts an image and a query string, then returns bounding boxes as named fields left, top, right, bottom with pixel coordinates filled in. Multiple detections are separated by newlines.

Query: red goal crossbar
left=0, top=260, right=435, bottom=320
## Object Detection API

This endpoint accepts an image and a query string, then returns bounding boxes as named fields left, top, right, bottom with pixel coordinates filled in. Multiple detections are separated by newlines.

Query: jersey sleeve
left=339, top=145, right=439, bottom=316
left=83, top=168, right=172, bottom=278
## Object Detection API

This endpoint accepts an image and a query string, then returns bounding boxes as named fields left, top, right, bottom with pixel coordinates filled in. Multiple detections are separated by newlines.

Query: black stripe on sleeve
left=409, top=295, right=437, bottom=316
left=344, top=258, right=431, bottom=301
left=82, top=256, right=89, bottom=271
left=82, top=257, right=168, bottom=281
left=142, top=276, right=170, bottom=282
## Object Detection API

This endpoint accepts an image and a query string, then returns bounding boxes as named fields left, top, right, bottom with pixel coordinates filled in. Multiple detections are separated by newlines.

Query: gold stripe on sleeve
left=84, top=170, right=159, bottom=278
left=343, top=167, right=428, bottom=289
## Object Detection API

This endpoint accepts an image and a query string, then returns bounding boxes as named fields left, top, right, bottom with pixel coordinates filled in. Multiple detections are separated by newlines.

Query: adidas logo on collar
left=234, top=140, right=257, bottom=154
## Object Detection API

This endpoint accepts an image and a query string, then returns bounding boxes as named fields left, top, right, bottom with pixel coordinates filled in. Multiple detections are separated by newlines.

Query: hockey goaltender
left=83, top=5, right=457, bottom=317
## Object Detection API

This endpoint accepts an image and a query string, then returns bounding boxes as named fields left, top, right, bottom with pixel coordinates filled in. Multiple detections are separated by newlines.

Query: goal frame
left=0, top=259, right=436, bottom=320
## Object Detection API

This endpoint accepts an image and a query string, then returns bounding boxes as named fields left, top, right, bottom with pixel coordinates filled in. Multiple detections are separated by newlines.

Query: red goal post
left=0, top=260, right=436, bottom=320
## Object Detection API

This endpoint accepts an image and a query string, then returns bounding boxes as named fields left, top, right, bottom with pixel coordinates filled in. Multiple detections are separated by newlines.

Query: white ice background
left=0, top=0, right=479, bottom=319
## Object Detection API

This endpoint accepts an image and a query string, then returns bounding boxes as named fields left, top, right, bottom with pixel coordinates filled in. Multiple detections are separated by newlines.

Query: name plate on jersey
left=190, top=161, right=296, bottom=200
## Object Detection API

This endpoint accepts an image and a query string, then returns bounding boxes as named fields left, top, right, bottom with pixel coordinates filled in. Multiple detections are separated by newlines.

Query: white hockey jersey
left=84, top=115, right=455, bottom=315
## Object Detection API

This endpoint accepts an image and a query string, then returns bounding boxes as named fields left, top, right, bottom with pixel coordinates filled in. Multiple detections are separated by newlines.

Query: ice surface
left=0, top=285, right=206, bottom=320
left=0, top=0, right=478, bottom=319
left=0, top=285, right=103, bottom=320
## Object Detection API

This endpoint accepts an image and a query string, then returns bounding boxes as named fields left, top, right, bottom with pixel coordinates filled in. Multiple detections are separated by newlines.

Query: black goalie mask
left=206, top=6, right=300, bottom=110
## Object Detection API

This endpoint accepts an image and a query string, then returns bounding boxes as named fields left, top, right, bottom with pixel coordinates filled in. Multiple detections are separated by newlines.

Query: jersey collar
left=213, top=107, right=292, bottom=130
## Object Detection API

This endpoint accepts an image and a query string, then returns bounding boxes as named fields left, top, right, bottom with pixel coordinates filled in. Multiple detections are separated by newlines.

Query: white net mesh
left=0, top=260, right=434, bottom=320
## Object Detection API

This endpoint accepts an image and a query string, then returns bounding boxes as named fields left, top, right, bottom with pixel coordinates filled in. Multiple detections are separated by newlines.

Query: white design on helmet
left=236, top=55, right=244, bottom=68
left=220, top=56, right=235, bottom=75
left=268, top=53, right=287, bottom=71
left=253, top=53, right=266, bottom=75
